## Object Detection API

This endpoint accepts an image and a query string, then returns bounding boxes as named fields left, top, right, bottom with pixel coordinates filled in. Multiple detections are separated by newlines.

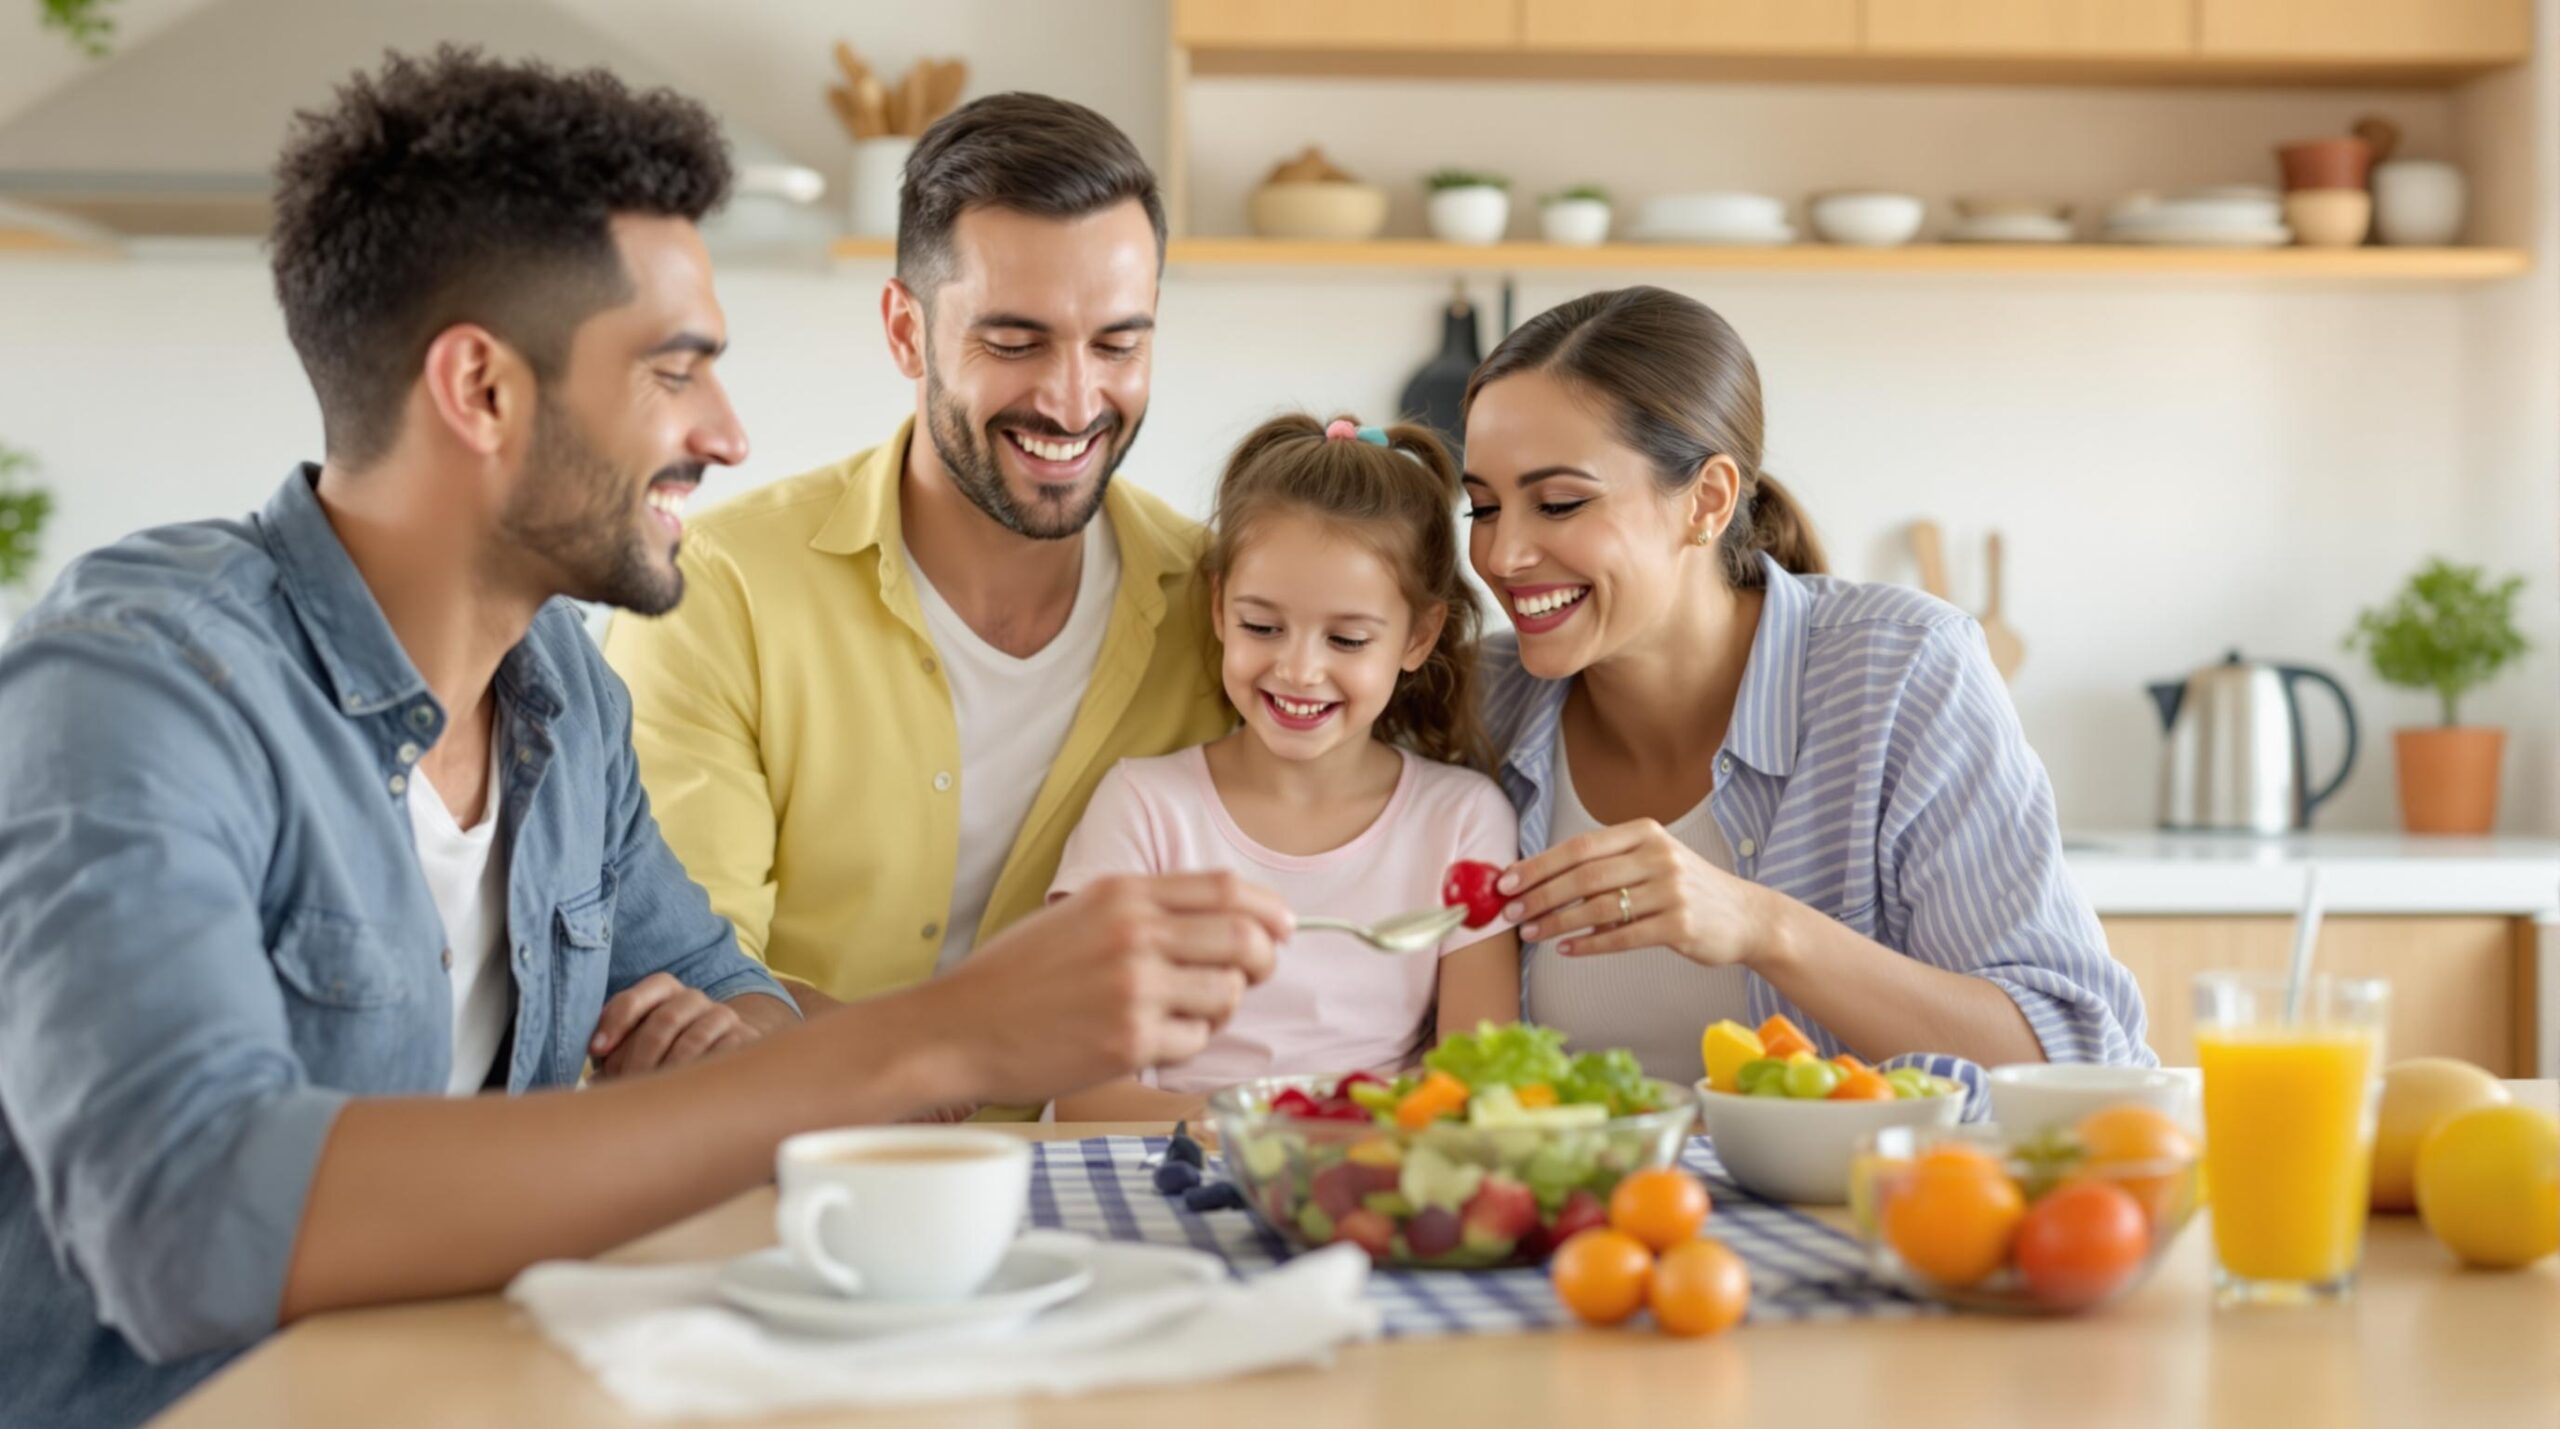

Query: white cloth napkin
left=506, top=1230, right=1381, bottom=1419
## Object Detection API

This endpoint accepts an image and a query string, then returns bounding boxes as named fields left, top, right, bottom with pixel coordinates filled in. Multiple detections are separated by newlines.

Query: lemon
left=1700, top=1019, right=1763, bottom=1094
left=2371, top=1058, right=2509, bottom=1212
left=2413, top=1105, right=2560, bottom=1269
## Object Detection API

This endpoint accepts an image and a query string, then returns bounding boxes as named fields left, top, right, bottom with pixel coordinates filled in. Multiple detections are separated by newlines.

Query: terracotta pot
left=2393, top=727, right=2504, bottom=834
left=2277, top=137, right=2375, bottom=192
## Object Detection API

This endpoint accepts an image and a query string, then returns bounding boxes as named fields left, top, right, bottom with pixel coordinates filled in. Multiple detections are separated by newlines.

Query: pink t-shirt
left=1048, top=744, right=1520, bottom=1095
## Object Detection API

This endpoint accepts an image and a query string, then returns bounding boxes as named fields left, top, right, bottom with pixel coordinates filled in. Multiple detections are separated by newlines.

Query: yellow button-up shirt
left=603, top=420, right=1231, bottom=1003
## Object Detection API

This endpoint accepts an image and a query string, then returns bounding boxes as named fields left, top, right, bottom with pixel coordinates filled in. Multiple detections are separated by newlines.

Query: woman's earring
left=1693, top=524, right=1718, bottom=547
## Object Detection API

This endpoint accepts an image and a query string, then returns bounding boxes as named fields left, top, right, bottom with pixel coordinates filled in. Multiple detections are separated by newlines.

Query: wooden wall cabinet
left=1173, top=0, right=1521, bottom=51
left=1522, top=0, right=1859, bottom=55
left=2101, top=916, right=2537, bottom=1074
left=2198, top=0, right=2532, bottom=63
left=1865, top=0, right=2194, bottom=58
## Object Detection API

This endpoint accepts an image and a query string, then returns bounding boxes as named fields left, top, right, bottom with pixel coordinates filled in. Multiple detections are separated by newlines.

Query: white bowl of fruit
left=1693, top=1016, right=1964, bottom=1205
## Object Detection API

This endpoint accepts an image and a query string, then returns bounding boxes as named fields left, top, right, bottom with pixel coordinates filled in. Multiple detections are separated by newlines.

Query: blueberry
left=1183, top=1182, right=1247, bottom=1213
left=1166, top=1122, right=1206, bottom=1168
left=1153, top=1159, right=1202, bottom=1195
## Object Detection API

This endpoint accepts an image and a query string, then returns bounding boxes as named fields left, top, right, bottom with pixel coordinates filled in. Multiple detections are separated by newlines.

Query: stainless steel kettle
left=2147, top=651, right=2360, bottom=834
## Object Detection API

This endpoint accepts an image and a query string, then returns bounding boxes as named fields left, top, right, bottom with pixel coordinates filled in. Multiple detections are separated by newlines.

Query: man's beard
left=923, top=359, right=1140, bottom=542
left=500, top=392, right=698, bottom=617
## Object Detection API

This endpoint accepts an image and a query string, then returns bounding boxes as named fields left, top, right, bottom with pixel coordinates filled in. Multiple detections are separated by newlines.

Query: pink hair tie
left=1323, top=419, right=1361, bottom=442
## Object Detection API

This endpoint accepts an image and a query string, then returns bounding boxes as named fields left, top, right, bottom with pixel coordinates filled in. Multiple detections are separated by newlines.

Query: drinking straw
left=2282, top=863, right=2324, bottom=1024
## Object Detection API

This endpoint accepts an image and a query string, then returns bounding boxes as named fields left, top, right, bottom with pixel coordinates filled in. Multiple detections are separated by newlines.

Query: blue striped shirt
left=1481, top=553, right=2154, bottom=1086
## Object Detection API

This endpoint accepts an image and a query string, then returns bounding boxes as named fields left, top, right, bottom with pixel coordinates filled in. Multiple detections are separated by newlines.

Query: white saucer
left=1946, top=216, right=2075, bottom=244
left=714, top=1239, right=1094, bottom=1338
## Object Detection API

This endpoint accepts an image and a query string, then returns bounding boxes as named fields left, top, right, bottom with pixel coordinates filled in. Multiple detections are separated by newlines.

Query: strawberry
left=1461, top=1176, right=1541, bottom=1254
left=1547, top=1188, right=1610, bottom=1246
left=1440, top=860, right=1506, bottom=929
left=1333, top=1208, right=1396, bottom=1263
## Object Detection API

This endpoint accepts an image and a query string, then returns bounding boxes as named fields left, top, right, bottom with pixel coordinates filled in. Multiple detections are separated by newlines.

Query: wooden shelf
left=1178, top=44, right=2516, bottom=89
left=830, top=236, right=2527, bottom=282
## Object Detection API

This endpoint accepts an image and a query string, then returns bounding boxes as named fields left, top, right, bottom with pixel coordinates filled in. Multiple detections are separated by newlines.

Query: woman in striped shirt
left=1461, top=286, right=2152, bottom=1089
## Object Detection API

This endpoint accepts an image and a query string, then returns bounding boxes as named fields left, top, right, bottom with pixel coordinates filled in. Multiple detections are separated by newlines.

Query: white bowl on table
left=1808, top=192, right=1926, bottom=247
left=1985, top=1063, right=2197, bottom=1137
left=1695, top=1082, right=1964, bottom=1205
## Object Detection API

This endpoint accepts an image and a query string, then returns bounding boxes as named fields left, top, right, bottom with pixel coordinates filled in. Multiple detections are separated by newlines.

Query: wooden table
left=161, top=1094, right=2560, bottom=1429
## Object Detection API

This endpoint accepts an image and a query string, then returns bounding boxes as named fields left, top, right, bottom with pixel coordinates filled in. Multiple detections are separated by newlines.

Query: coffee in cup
left=774, top=1127, right=1031, bottom=1301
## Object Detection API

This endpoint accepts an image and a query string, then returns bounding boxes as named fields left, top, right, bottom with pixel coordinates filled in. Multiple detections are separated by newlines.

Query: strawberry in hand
left=1441, top=860, right=1505, bottom=929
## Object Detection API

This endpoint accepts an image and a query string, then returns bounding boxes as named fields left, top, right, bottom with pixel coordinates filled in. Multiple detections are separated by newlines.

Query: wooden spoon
left=1908, top=519, right=1951, bottom=602
left=1980, top=531, right=2026, bottom=681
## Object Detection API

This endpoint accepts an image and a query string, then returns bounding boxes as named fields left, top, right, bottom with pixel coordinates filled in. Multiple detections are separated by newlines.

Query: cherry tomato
left=1440, top=860, right=1505, bottom=928
left=1608, top=1167, right=1712, bottom=1252
left=1550, top=1229, right=1653, bottom=1326
left=2015, top=1179, right=2151, bottom=1309
left=1647, top=1239, right=1751, bottom=1337
left=1881, top=1146, right=2026, bottom=1289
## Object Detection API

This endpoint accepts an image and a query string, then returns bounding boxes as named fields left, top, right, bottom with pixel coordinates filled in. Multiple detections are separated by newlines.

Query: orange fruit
left=2074, top=1104, right=2198, bottom=1227
left=2014, top=1179, right=2151, bottom=1309
left=1647, top=1239, right=1751, bottom=1337
left=1608, top=1168, right=1712, bottom=1251
left=1551, top=1228, right=1654, bottom=1326
left=1828, top=1068, right=1895, bottom=1102
left=1882, top=1148, right=2026, bottom=1289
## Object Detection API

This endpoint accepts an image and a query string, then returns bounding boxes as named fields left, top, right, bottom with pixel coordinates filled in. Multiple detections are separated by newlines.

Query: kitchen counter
left=2063, top=831, right=2560, bottom=917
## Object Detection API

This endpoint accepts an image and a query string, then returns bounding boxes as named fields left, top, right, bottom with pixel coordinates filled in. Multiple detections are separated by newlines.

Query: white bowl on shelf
left=1427, top=186, right=1511, bottom=245
left=1946, top=214, right=2075, bottom=244
left=1640, top=191, right=1787, bottom=235
left=1539, top=197, right=1613, bottom=246
left=1809, top=192, right=1926, bottom=247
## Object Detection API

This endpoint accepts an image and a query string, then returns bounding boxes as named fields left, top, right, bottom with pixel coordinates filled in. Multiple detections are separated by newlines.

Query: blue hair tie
left=1355, top=424, right=1390, bottom=446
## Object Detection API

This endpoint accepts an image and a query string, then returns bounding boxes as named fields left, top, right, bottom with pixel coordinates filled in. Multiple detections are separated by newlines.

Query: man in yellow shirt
left=604, top=94, right=1231, bottom=1012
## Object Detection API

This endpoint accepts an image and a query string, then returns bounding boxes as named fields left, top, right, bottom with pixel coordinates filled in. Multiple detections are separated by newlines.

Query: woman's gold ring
left=1616, top=887, right=1634, bottom=926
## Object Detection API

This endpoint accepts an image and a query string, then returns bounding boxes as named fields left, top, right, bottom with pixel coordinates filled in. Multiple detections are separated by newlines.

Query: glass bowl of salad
left=1205, top=1023, right=1697, bottom=1269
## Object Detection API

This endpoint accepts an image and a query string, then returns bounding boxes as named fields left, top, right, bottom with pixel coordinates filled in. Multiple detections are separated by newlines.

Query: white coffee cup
left=1986, top=1064, right=2198, bottom=1137
left=775, top=1127, right=1030, bottom=1302
left=2371, top=160, right=2467, bottom=246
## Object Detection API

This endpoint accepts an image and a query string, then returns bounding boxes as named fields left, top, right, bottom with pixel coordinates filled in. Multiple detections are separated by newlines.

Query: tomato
left=2073, top=1105, right=2198, bottom=1227
left=1608, top=1168, right=1712, bottom=1251
left=1647, top=1239, right=1751, bottom=1337
left=1551, top=1229, right=1654, bottom=1326
left=1440, top=860, right=1506, bottom=928
left=2015, top=1179, right=2151, bottom=1309
left=1880, top=1146, right=2026, bottom=1288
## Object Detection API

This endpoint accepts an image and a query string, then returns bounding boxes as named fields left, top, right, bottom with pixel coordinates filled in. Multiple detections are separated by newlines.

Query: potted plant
left=2345, top=558, right=2529, bottom=834
left=0, top=444, right=55, bottom=625
left=1425, top=169, right=1510, bottom=246
left=1540, top=185, right=1612, bottom=246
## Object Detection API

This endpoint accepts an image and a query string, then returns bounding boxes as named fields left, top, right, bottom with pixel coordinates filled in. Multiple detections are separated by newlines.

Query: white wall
left=0, top=0, right=2551, bottom=835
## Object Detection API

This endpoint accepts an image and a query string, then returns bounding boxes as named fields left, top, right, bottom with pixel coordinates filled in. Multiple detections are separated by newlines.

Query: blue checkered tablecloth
left=1027, top=1135, right=1939, bottom=1338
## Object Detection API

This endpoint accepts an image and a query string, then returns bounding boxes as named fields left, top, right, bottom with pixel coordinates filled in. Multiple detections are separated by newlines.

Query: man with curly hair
left=0, top=49, right=1283, bottom=1425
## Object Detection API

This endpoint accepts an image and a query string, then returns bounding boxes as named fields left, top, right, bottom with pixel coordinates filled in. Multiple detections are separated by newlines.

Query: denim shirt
left=1480, top=554, right=2154, bottom=1110
left=0, top=468, right=790, bottom=1426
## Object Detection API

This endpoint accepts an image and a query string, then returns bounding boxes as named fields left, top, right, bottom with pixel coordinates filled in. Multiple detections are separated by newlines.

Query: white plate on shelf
left=2101, top=225, right=2292, bottom=248
left=1946, top=215, right=2076, bottom=244
left=713, top=1238, right=1094, bottom=1338
left=1627, top=222, right=1798, bottom=246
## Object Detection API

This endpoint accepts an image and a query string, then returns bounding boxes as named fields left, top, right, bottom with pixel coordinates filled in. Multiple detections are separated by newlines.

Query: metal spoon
left=1296, top=905, right=1470, bottom=955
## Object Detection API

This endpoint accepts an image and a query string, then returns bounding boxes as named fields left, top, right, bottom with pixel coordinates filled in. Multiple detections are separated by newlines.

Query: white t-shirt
left=1522, top=734, right=1748, bottom=1086
left=408, top=737, right=511, bottom=1095
left=908, top=513, right=1119, bottom=973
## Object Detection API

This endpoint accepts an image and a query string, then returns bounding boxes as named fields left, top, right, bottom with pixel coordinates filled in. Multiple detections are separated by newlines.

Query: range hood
left=0, top=0, right=830, bottom=252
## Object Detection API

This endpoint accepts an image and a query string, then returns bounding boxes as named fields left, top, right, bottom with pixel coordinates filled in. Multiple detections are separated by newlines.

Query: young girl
left=1047, top=414, right=1521, bottom=1120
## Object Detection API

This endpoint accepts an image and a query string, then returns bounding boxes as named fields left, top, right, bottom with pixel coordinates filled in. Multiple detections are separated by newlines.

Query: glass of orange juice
left=2194, top=971, right=2388, bottom=1306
